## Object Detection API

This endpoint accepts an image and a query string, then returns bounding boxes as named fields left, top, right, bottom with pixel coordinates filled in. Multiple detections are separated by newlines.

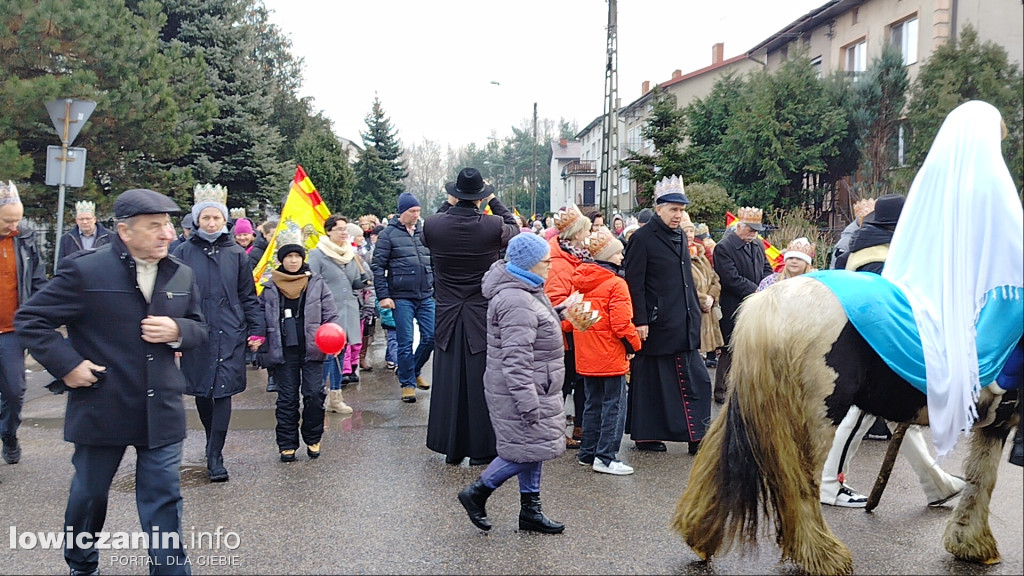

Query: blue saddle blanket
left=806, top=270, right=1024, bottom=394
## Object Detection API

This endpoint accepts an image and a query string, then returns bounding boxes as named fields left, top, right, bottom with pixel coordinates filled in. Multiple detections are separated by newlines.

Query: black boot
left=1010, top=426, right=1023, bottom=467
left=518, top=492, right=564, bottom=534
left=457, top=479, right=494, bottom=531
left=207, top=430, right=229, bottom=482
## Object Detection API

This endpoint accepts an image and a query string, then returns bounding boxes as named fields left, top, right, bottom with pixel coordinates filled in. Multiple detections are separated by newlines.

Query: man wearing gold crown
left=711, top=205, right=773, bottom=404
left=0, top=181, right=46, bottom=469
left=58, top=200, right=111, bottom=265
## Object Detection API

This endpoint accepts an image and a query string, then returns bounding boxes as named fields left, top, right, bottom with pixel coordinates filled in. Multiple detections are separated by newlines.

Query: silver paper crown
left=75, top=201, right=96, bottom=216
left=0, top=181, right=20, bottom=206
left=275, top=221, right=303, bottom=248
left=194, top=183, right=228, bottom=206
left=653, top=175, right=686, bottom=201
left=229, top=207, right=246, bottom=219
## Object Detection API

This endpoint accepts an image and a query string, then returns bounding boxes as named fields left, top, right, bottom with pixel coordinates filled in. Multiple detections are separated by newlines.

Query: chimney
left=671, top=69, right=682, bottom=80
left=712, top=42, right=724, bottom=64
left=559, top=138, right=568, bottom=148
left=641, top=80, right=650, bottom=95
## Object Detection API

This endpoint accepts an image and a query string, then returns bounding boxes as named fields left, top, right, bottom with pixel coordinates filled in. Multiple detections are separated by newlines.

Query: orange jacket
left=571, top=262, right=642, bottom=376
left=544, top=236, right=582, bottom=346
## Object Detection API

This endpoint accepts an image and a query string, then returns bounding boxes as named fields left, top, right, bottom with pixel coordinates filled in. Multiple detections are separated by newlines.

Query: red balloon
left=314, top=323, right=347, bottom=355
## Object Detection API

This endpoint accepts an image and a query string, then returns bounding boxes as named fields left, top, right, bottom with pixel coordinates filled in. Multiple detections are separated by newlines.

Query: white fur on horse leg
left=821, top=406, right=874, bottom=505
left=943, top=426, right=1002, bottom=564
left=898, top=425, right=965, bottom=505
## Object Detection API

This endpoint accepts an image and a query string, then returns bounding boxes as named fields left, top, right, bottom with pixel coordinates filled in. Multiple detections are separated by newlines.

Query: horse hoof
left=981, top=556, right=1002, bottom=565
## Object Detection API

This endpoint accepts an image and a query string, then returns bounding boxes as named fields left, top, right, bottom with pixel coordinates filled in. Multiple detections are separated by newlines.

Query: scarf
left=506, top=263, right=544, bottom=287
left=271, top=267, right=310, bottom=299
left=196, top=228, right=228, bottom=243
left=558, top=239, right=591, bottom=262
left=316, top=235, right=355, bottom=266
left=882, top=101, right=1024, bottom=456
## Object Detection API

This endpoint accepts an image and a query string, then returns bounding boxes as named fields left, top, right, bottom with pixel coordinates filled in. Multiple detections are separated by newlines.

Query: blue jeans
left=480, top=456, right=542, bottom=493
left=385, top=328, right=398, bottom=365
left=65, top=441, right=189, bottom=575
left=0, top=332, right=26, bottom=439
left=394, top=297, right=435, bottom=388
left=579, top=375, right=627, bottom=466
left=323, top=352, right=346, bottom=390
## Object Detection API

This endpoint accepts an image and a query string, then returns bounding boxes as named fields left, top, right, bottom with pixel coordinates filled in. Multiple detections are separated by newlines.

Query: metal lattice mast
left=599, top=0, right=618, bottom=216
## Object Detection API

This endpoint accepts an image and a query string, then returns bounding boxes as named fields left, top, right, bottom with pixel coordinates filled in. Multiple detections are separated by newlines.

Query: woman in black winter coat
left=174, top=197, right=265, bottom=482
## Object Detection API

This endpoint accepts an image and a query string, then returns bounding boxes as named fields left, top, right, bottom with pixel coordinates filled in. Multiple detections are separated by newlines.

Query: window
left=844, top=39, right=866, bottom=77
left=851, top=7, right=859, bottom=24
left=898, top=124, right=906, bottom=167
left=891, top=17, right=919, bottom=65
left=810, top=56, right=823, bottom=78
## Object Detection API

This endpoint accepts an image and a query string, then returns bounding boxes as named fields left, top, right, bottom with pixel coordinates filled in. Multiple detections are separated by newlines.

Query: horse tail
left=672, top=386, right=766, bottom=558
left=674, top=279, right=851, bottom=572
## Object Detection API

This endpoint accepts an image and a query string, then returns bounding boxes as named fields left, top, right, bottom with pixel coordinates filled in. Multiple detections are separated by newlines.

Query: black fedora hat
left=444, top=168, right=494, bottom=201
left=863, top=194, right=905, bottom=227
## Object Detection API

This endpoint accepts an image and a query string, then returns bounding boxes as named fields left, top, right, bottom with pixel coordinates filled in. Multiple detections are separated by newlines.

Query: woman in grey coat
left=308, top=215, right=367, bottom=413
left=457, top=233, right=566, bottom=534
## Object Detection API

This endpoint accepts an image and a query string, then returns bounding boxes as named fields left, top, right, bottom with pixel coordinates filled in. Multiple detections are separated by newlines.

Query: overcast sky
left=261, top=0, right=825, bottom=149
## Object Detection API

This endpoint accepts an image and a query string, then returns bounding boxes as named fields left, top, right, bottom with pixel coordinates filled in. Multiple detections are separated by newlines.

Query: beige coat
left=690, top=247, right=724, bottom=354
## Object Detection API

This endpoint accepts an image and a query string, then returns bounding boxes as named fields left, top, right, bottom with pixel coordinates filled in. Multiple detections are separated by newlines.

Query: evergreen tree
left=351, top=98, right=406, bottom=216
left=682, top=73, right=748, bottom=186
left=1, top=0, right=213, bottom=220
left=293, top=115, right=356, bottom=215
left=622, top=88, right=686, bottom=207
left=905, top=26, right=1023, bottom=189
left=141, top=0, right=291, bottom=209
left=850, top=44, right=909, bottom=196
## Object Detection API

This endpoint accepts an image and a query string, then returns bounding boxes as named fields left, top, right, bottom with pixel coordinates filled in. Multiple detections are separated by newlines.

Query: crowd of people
left=0, top=113, right=1022, bottom=572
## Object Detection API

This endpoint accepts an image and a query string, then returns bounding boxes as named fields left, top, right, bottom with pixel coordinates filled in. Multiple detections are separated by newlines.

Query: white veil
left=882, top=100, right=1024, bottom=456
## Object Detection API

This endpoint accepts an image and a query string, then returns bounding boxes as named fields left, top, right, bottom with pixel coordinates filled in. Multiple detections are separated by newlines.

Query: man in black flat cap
left=422, top=168, right=519, bottom=465
left=16, top=188, right=206, bottom=576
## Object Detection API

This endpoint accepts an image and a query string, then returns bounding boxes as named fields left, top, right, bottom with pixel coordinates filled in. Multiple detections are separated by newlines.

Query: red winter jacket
left=571, top=262, right=642, bottom=376
left=544, top=236, right=582, bottom=348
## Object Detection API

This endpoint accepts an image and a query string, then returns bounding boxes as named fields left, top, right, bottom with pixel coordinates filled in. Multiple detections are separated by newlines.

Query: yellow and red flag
left=725, top=211, right=784, bottom=271
left=252, top=166, right=332, bottom=293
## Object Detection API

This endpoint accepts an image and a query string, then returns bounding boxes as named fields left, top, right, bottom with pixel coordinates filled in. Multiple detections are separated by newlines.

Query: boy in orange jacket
left=571, top=228, right=643, bottom=475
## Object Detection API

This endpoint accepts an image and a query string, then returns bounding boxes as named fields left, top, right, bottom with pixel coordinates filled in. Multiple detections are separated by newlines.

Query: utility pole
left=599, top=0, right=619, bottom=217
left=531, top=102, right=538, bottom=219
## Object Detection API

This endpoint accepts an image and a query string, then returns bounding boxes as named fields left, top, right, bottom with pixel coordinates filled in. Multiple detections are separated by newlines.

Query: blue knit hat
left=506, top=232, right=550, bottom=270
left=397, top=192, right=420, bottom=215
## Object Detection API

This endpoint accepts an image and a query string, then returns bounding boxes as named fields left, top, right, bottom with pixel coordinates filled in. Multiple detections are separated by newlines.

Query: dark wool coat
left=371, top=218, right=433, bottom=302
left=623, top=214, right=702, bottom=356
left=421, top=199, right=519, bottom=354
left=712, top=229, right=773, bottom=343
left=481, top=261, right=566, bottom=463
left=259, top=271, right=340, bottom=365
left=15, top=235, right=207, bottom=448
left=58, top=223, right=112, bottom=265
left=173, top=233, right=265, bottom=398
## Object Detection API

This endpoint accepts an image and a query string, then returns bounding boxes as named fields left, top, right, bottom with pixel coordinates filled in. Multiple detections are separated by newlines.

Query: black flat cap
left=114, top=189, right=181, bottom=219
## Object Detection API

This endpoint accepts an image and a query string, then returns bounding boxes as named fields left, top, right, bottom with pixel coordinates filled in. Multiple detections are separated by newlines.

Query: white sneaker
left=831, top=484, right=868, bottom=508
left=593, top=460, right=634, bottom=475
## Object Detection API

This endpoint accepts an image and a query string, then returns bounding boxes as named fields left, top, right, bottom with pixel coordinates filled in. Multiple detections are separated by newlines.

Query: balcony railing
left=562, top=160, right=596, bottom=178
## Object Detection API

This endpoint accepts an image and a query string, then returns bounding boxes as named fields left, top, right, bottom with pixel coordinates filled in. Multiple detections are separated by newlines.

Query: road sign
left=44, top=99, right=96, bottom=146
left=45, top=146, right=87, bottom=187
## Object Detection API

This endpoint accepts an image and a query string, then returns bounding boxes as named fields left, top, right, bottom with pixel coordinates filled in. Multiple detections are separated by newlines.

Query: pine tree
left=622, top=88, right=687, bottom=207
left=351, top=97, right=407, bottom=217
left=850, top=44, right=909, bottom=197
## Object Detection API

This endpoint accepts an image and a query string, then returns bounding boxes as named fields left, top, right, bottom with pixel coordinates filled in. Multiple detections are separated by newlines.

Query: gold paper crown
left=194, top=183, right=228, bottom=206
left=681, top=211, right=694, bottom=228
left=275, top=221, right=303, bottom=248
left=582, top=227, right=623, bottom=261
left=736, top=206, right=763, bottom=227
left=785, top=237, right=816, bottom=259
left=653, top=175, right=687, bottom=202
left=0, top=180, right=20, bottom=206
left=853, top=198, right=876, bottom=225
left=553, top=204, right=583, bottom=233
left=75, top=201, right=96, bottom=216
left=229, top=207, right=246, bottom=219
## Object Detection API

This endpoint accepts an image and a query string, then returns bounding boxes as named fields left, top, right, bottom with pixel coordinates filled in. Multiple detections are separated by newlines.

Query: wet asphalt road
left=2, top=337, right=1021, bottom=575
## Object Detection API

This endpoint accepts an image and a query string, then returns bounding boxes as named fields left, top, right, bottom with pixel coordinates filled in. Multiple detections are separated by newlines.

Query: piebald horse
left=671, top=275, right=1019, bottom=575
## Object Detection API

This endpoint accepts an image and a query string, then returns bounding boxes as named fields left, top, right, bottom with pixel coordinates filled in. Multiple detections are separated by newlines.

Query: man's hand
left=483, top=193, right=495, bottom=204
left=141, top=315, right=181, bottom=343
left=379, top=298, right=395, bottom=310
left=64, top=360, right=106, bottom=388
left=636, top=325, right=649, bottom=340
